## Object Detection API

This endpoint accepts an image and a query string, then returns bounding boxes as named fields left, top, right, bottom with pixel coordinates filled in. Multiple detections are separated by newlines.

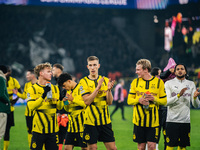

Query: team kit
left=2, top=56, right=200, bottom=150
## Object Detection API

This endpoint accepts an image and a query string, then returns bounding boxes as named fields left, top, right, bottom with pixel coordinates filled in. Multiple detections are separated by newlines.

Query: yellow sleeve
left=154, top=79, right=167, bottom=105
left=79, top=78, right=90, bottom=96
left=127, top=79, right=140, bottom=105
left=16, top=83, right=28, bottom=99
left=56, top=100, right=64, bottom=110
left=73, top=95, right=86, bottom=108
left=26, top=87, right=43, bottom=111
left=14, top=78, right=21, bottom=89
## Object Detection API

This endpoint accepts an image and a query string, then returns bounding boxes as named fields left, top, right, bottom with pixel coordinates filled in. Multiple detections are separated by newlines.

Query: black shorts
left=133, top=125, right=159, bottom=143
left=31, top=132, right=59, bottom=150
left=166, top=122, right=190, bottom=147
left=6, top=111, right=14, bottom=127
left=83, top=123, right=115, bottom=144
left=58, top=125, right=67, bottom=144
left=65, top=132, right=87, bottom=147
left=26, top=116, right=33, bottom=134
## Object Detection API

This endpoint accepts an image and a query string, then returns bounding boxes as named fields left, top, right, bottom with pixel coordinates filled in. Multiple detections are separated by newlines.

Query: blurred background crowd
left=0, top=1, right=200, bottom=105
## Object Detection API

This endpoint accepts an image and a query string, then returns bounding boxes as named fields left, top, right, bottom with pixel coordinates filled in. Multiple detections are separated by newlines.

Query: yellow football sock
left=166, top=146, right=174, bottom=150
left=177, top=146, right=186, bottom=150
left=43, top=144, right=45, bottom=150
left=3, top=140, right=10, bottom=150
left=28, top=133, right=32, bottom=147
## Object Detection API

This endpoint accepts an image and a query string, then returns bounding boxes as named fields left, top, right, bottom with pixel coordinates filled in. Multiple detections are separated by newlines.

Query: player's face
left=136, top=64, right=145, bottom=78
left=87, top=60, right=100, bottom=76
left=52, top=67, right=59, bottom=78
left=62, top=80, right=71, bottom=91
left=41, top=67, right=52, bottom=81
left=26, top=71, right=32, bottom=81
left=175, top=65, right=186, bottom=79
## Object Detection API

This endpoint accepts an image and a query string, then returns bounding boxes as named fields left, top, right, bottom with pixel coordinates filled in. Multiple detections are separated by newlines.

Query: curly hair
left=57, top=73, right=72, bottom=87
left=34, top=62, right=52, bottom=77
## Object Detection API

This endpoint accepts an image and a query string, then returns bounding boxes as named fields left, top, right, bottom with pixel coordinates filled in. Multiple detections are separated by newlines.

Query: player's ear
left=98, top=64, right=100, bottom=69
left=39, top=70, right=43, bottom=76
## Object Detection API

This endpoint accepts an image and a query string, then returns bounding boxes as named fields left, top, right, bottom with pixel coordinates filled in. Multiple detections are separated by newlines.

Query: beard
left=177, top=75, right=185, bottom=79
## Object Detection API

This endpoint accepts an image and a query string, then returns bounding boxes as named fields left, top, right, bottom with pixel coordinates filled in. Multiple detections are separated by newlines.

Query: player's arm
left=127, top=80, right=140, bottom=105
left=164, top=81, right=180, bottom=106
left=82, top=77, right=104, bottom=106
left=27, top=86, right=50, bottom=111
left=13, top=83, right=27, bottom=99
left=11, top=78, right=22, bottom=105
left=191, top=83, right=200, bottom=108
left=106, top=78, right=115, bottom=105
left=152, top=80, right=167, bottom=105
left=72, top=95, right=86, bottom=107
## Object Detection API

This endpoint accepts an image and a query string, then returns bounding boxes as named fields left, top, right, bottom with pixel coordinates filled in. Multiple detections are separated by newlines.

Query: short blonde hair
left=87, top=56, right=99, bottom=62
left=136, top=59, right=151, bottom=72
left=34, top=62, right=52, bottom=77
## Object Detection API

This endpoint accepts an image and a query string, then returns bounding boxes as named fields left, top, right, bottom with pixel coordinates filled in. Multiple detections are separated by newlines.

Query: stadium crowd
left=0, top=3, right=200, bottom=150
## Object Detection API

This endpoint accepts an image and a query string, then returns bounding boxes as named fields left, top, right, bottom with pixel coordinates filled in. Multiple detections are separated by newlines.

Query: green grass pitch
left=0, top=105, right=200, bottom=150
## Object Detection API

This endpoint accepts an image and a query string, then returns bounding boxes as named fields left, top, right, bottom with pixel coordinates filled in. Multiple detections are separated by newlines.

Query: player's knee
left=147, top=143, right=156, bottom=150
left=88, top=144, right=97, bottom=150
left=110, top=146, right=117, bottom=150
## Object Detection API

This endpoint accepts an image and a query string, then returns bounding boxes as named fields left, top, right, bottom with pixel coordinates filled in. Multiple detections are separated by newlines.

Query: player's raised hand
left=97, top=76, right=104, bottom=90
left=108, top=78, right=115, bottom=91
left=194, top=88, right=200, bottom=98
left=179, top=87, right=187, bottom=96
left=139, top=94, right=149, bottom=105
left=66, top=91, right=73, bottom=102
left=12, top=88, right=18, bottom=94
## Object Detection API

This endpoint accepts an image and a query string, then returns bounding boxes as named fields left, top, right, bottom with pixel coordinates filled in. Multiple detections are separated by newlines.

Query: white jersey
left=165, top=77, right=200, bottom=123
left=164, top=26, right=172, bottom=51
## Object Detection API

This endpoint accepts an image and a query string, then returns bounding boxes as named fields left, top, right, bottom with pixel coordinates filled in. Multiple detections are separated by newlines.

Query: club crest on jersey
left=151, top=84, right=156, bottom=89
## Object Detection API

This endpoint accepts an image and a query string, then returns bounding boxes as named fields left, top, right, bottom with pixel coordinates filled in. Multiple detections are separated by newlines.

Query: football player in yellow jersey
left=3, top=66, right=21, bottom=150
left=127, top=59, right=167, bottom=150
left=27, top=62, right=64, bottom=150
left=79, top=56, right=116, bottom=150
left=13, top=69, right=37, bottom=147
left=57, top=72, right=87, bottom=150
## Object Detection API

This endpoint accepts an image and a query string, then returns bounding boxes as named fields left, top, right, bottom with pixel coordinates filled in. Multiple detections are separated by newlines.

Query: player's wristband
left=177, top=94, right=181, bottom=98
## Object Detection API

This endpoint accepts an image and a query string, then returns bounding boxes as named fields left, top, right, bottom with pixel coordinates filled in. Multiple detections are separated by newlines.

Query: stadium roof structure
left=0, top=0, right=199, bottom=9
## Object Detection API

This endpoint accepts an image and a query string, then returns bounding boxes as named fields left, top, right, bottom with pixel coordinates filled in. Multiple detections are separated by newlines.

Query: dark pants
left=157, top=108, right=167, bottom=150
left=110, top=101, right=125, bottom=120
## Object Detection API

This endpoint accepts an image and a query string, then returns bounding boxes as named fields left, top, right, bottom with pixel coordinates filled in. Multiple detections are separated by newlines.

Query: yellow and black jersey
left=7, top=76, right=21, bottom=112
left=79, top=75, right=111, bottom=126
left=27, top=83, right=64, bottom=134
left=17, top=81, right=35, bottom=116
left=127, top=76, right=167, bottom=127
left=64, top=83, right=86, bottom=133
